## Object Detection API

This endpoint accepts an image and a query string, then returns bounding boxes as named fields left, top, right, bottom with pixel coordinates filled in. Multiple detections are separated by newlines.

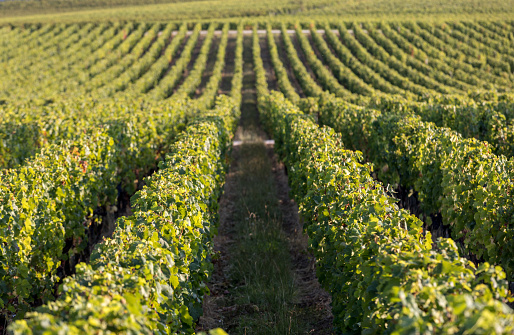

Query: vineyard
left=1, top=6, right=514, bottom=334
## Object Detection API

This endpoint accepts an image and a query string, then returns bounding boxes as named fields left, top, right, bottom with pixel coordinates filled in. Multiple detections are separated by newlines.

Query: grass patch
left=227, top=142, right=305, bottom=335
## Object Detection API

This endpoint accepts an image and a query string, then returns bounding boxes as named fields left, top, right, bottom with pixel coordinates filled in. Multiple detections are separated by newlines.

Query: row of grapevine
left=149, top=24, right=203, bottom=100
left=478, top=21, right=513, bottom=39
left=253, top=26, right=268, bottom=98
left=279, top=24, right=324, bottom=97
left=85, top=23, right=158, bottom=93
left=369, top=96, right=514, bottom=157
left=0, top=98, right=195, bottom=318
left=0, top=22, right=129, bottom=99
left=0, top=26, right=235, bottom=183
left=291, top=20, right=514, bottom=98
left=323, top=23, right=406, bottom=95
left=1, top=21, right=514, bottom=334
left=228, top=24, right=244, bottom=104
left=84, top=23, right=146, bottom=82
left=252, top=28, right=514, bottom=331
left=2, top=20, right=244, bottom=332
left=122, top=24, right=188, bottom=96
left=3, top=24, right=80, bottom=69
left=1, top=20, right=513, bottom=103
left=386, top=22, right=490, bottom=88
left=0, top=23, right=237, bottom=170
left=293, top=24, right=355, bottom=99
left=0, top=25, right=54, bottom=61
left=309, top=24, right=375, bottom=96
left=172, top=24, right=218, bottom=100
left=249, top=21, right=514, bottom=331
left=266, top=24, right=301, bottom=103
left=195, top=24, right=231, bottom=109
left=336, top=23, right=431, bottom=96
left=9, top=96, right=240, bottom=334
left=364, top=22, right=471, bottom=92
left=97, top=23, right=176, bottom=97
left=318, top=94, right=514, bottom=282
left=420, top=22, right=511, bottom=76
left=450, top=22, right=514, bottom=71
left=351, top=22, right=455, bottom=94
left=260, top=91, right=514, bottom=334
left=407, top=22, right=511, bottom=88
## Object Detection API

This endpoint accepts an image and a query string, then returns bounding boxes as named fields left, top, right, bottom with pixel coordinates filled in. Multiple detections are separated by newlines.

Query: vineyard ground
left=197, top=34, right=332, bottom=334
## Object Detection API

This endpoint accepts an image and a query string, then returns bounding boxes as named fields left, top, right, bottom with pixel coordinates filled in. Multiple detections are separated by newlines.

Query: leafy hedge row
left=336, top=23, right=429, bottom=96
left=150, top=23, right=202, bottom=100
left=0, top=98, right=195, bottom=320
left=308, top=23, right=374, bottom=96
left=266, top=24, right=301, bottom=103
left=82, top=22, right=128, bottom=70
left=17, top=23, right=95, bottom=78
left=365, top=22, right=470, bottom=92
left=476, top=21, right=512, bottom=39
left=88, top=23, right=162, bottom=94
left=253, top=26, right=269, bottom=99
left=47, top=23, right=109, bottom=71
left=9, top=96, right=239, bottom=334
left=196, top=23, right=230, bottom=109
left=99, top=23, right=175, bottom=97
left=350, top=22, right=450, bottom=95
left=15, top=22, right=131, bottom=100
left=387, top=22, right=489, bottom=89
left=0, top=24, right=56, bottom=62
left=279, top=23, right=324, bottom=97
left=323, top=22, right=405, bottom=96
left=259, top=91, right=514, bottom=334
left=0, top=23, right=109, bottom=101
left=293, top=24, right=355, bottom=99
left=42, top=23, right=126, bottom=99
left=123, top=24, right=188, bottom=96
left=88, top=23, right=146, bottom=81
left=318, top=94, right=514, bottom=282
left=436, top=22, right=512, bottom=74
left=369, top=96, right=514, bottom=158
left=0, top=128, right=118, bottom=319
left=173, top=24, right=217, bottom=100
left=0, top=96, right=196, bottom=171
left=2, top=23, right=79, bottom=72
left=418, top=23, right=487, bottom=69
left=228, top=23, right=244, bottom=105
left=450, top=22, right=514, bottom=72
left=409, top=22, right=511, bottom=88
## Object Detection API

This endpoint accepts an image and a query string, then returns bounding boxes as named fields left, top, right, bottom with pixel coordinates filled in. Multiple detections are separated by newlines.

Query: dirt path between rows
left=197, top=32, right=332, bottom=335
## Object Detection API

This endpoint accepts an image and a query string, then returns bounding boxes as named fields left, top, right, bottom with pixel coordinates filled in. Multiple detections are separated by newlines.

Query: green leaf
left=124, top=293, right=142, bottom=316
